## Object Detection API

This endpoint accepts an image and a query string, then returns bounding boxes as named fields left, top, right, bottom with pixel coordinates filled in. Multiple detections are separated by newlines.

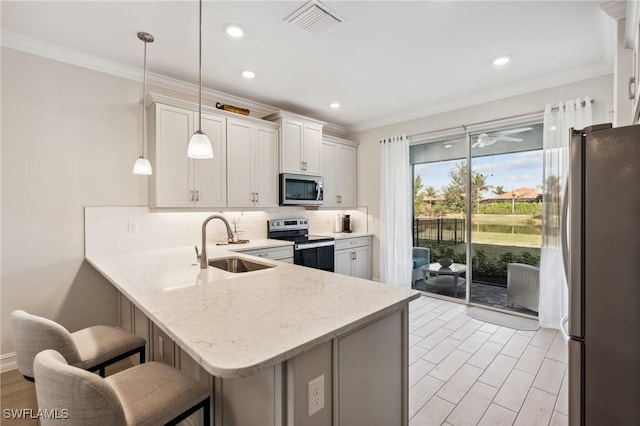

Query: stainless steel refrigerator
left=563, top=124, right=640, bottom=425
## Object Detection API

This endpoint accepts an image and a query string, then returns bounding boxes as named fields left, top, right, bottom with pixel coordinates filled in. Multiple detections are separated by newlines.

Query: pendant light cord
left=198, top=0, right=203, bottom=132
left=142, top=39, right=147, bottom=157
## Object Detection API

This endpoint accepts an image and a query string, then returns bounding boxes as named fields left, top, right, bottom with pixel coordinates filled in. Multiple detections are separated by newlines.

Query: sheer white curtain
left=380, top=134, right=412, bottom=288
left=539, top=97, right=592, bottom=328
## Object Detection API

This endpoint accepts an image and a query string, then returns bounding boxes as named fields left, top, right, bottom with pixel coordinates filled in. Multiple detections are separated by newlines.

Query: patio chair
left=507, top=263, right=540, bottom=313
left=412, top=247, right=430, bottom=286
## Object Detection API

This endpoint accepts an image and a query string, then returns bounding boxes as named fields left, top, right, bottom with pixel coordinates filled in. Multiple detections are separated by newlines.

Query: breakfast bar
left=86, top=244, right=419, bottom=426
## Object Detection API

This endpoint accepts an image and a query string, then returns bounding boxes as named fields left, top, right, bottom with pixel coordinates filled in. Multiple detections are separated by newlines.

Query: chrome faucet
left=196, top=214, right=234, bottom=269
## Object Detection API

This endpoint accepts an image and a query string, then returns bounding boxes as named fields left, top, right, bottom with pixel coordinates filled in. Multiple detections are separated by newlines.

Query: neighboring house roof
left=481, top=187, right=541, bottom=203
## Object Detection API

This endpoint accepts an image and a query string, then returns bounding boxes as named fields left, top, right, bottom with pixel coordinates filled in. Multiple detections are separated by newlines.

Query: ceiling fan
left=472, top=127, right=533, bottom=148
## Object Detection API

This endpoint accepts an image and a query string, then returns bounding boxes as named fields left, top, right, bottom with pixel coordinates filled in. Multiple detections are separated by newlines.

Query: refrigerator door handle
left=568, top=129, right=584, bottom=338
left=561, top=181, right=570, bottom=284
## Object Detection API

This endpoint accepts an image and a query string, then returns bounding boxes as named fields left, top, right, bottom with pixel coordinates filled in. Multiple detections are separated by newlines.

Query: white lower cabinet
left=334, top=237, right=371, bottom=280
left=117, top=290, right=408, bottom=426
left=335, top=311, right=405, bottom=426
left=118, top=294, right=150, bottom=363
left=232, top=245, right=293, bottom=264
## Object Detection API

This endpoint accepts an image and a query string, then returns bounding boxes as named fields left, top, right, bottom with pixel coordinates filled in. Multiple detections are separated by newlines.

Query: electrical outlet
left=127, top=220, right=138, bottom=233
left=308, top=374, right=324, bottom=417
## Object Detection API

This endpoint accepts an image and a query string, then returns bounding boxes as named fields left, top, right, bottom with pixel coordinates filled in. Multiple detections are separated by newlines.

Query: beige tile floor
left=409, top=295, right=568, bottom=426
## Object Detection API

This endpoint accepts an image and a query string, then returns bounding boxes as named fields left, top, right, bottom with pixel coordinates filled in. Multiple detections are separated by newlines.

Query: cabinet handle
left=195, top=190, right=200, bottom=202
left=301, top=161, right=305, bottom=171
left=251, top=192, right=255, bottom=202
left=630, top=77, right=636, bottom=100
left=189, top=191, right=195, bottom=202
left=256, top=192, right=259, bottom=202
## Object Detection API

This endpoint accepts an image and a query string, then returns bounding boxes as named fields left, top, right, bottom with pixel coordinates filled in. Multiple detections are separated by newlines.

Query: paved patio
left=413, top=279, right=538, bottom=316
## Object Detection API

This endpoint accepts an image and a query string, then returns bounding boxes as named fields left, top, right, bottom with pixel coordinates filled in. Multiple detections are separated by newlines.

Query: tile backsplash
left=85, top=206, right=368, bottom=257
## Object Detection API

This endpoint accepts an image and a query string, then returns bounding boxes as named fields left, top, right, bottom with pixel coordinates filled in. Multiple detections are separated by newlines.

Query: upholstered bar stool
left=34, top=349, right=211, bottom=426
left=11, top=310, right=146, bottom=380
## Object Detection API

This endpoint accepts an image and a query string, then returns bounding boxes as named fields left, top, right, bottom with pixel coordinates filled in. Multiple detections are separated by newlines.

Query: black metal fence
left=413, top=218, right=465, bottom=246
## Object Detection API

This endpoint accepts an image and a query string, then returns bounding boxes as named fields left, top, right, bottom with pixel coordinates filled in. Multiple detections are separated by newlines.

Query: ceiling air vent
left=285, top=0, right=343, bottom=35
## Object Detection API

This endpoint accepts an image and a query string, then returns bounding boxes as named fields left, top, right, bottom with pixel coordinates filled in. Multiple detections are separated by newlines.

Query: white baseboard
left=1, top=352, right=17, bottom=373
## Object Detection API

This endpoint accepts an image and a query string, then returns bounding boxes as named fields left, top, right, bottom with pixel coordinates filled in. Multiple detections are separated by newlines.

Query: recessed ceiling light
left=329, top=102, right=340, bottom=109
left=225, top=24, right=245, bottom=38
left=242, top=70, right=255, bottom=79
left=444, top=144, right=453, bottom=148
left=493, top=55, right=512, bottom=66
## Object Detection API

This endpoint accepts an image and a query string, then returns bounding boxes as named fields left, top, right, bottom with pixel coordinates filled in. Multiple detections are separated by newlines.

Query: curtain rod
left=409, top=98, right=596, bottom=142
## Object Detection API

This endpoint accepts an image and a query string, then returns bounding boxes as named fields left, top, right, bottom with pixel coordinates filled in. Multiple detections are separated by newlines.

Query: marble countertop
left=87, top=245, right=419, bottom=378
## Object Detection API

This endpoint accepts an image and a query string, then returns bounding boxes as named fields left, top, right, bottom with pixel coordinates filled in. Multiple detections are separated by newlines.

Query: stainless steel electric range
left=267, top=218, right=334, bottom=272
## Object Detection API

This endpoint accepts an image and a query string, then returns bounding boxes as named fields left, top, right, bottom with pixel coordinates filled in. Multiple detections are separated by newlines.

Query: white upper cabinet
left=227, top=118, right=278, bottom=207
left=302, top=122, right=322, bottom=175
left=321, top=135, right=358, bottom=208
left=266, top=112, right=325, bottom=175
left=195, top=114, right=227, bottom=207
left=148, top=103, right=227, bottom=208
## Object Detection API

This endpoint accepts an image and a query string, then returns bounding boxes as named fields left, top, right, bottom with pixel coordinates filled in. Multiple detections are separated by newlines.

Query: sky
left=414, top=150, right=543, bottom=197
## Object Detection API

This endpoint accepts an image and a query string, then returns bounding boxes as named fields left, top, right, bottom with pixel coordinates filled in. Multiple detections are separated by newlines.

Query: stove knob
left=276, top=221, right=281, bottom=226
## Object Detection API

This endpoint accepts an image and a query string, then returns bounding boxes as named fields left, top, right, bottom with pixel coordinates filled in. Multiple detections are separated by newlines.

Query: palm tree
left=472, top=172, right=491, bottom=214
left=493, top=185, right=505, bottom=195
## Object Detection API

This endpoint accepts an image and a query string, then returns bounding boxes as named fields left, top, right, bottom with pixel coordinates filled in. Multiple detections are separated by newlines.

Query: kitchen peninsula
left=86, top=241, right=419, bottom=426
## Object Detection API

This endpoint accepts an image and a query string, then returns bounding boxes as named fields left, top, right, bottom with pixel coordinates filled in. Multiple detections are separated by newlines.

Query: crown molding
left=346, top=62, right=613, bottom=135
left=2, top=30, right=353, bottom=130
left=601, top=1, right=627, bottom=20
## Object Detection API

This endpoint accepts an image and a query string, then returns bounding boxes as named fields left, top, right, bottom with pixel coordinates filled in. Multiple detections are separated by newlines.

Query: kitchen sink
left=208, top=257, right=275, bottom=273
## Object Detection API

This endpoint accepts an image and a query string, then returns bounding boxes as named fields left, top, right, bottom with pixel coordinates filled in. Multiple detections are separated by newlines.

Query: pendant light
left=133, top=31, right=154, bottom=175
left=187, top=0, right=214, bottom=159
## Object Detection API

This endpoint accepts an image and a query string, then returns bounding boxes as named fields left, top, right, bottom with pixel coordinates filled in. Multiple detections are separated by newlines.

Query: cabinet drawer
left=235, top=245, right=294, bottom=260
left=335, top=237, right=370, bottom=251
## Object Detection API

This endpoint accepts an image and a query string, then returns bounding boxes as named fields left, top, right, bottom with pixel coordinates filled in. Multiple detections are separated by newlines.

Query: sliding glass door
left=412, top=124, right=543, bottom=316
left=412, top=136, right=467, bottom=300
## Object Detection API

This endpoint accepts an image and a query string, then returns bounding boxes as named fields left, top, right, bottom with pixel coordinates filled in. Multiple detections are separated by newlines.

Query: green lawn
left=471, top=231, right=541, bottom=248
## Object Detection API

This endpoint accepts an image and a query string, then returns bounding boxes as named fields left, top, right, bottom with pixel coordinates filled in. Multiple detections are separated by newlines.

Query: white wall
left=1, top=48, right=149, bottom=357
left=348, top=74, right=614, bottom=281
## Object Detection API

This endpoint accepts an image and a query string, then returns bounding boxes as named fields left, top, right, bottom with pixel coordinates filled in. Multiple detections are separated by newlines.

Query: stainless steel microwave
left=279, top=173, right=324, bottom=206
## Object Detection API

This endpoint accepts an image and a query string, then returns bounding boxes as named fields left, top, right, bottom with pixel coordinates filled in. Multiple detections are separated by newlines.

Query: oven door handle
left=295, top=241, right=335, bottom=250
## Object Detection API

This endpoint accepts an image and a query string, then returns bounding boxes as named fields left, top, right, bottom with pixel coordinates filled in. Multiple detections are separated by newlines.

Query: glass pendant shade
left=133, top=156, right=153, bottom=175
left=188, top=131, right=214, bottom=159
left=187, top=0, right=214, bottom=160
